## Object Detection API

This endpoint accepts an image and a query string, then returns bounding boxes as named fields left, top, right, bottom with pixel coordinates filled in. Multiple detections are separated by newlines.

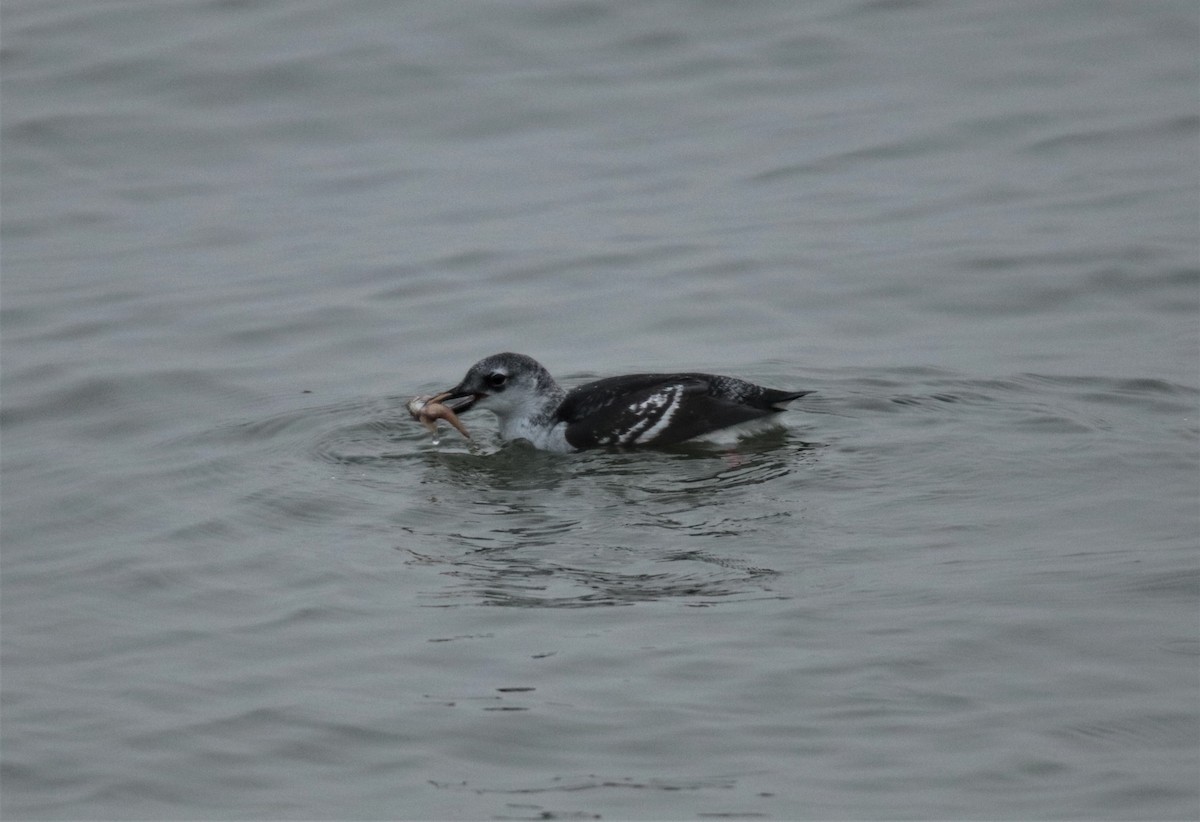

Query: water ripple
left=405, top=544, right=785, bottom=609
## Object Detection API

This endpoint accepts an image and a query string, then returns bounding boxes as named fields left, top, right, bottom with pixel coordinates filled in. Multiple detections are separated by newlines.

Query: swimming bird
left=432, top=352, right=809, bottom=452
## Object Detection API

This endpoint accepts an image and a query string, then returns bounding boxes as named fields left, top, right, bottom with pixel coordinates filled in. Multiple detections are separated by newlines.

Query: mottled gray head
left=439, top=352, right=564, bottom=420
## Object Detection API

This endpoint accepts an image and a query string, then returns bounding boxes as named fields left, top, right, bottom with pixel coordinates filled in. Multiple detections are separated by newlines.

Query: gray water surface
left=2, top=1, right=1197, bottom=819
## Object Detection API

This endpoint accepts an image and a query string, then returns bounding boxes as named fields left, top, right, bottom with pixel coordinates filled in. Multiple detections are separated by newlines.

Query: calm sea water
left=2, top=1, right=1197, bottom=819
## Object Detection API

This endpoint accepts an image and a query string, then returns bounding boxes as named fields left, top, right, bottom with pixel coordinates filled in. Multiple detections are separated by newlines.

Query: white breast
left=499, top=416, right=574, bottom=452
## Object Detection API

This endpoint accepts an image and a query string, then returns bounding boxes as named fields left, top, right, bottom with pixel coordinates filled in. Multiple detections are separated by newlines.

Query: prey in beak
left=406, top=391, right=472, bottom=441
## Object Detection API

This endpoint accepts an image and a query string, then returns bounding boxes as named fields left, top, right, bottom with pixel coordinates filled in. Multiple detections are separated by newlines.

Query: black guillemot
left=433, top=352, right=810, bottom=452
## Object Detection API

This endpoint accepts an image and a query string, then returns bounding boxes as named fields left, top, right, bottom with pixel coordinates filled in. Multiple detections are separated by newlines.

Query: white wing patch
left=616, top=385, right=683, bottom=445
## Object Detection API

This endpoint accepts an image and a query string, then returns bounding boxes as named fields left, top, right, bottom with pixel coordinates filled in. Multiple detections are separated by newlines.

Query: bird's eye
left=486, top=372, right=507, bottom=389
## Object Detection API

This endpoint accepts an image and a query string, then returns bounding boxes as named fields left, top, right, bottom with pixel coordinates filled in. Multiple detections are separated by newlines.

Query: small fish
left=407, top=392, right=471, bottom=441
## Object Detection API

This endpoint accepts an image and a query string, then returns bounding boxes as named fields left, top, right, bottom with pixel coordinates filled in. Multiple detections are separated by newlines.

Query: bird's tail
left=766, top=390, right=812, bottom=410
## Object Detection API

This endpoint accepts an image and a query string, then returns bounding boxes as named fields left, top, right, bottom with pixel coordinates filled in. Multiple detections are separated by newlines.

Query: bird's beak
left=433, top=385, right=481, bottom=414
